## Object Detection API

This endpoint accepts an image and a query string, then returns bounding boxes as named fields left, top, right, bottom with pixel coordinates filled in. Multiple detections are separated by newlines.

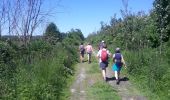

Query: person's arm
left=121, top=55, right=127, bottom=68
left=107, top=50, right=111, bottom=57
left=91, top=45, right=93, bottom=52
left=96, top=50, right=100, bottom=59
left=112, top=54, right=115, bottom=63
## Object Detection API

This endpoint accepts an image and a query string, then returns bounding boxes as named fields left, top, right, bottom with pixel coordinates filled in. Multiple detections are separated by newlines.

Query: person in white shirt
left=97, top=44, right=111, bottom=81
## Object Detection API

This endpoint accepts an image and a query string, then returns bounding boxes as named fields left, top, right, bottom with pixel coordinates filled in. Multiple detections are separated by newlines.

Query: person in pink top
left=85, top=43, right=93, bottom=64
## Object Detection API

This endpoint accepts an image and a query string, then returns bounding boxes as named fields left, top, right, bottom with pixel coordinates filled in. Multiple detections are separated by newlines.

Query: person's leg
left=102, top=69, right=106, bottom=80
left=114, top=71, right=118, bottom=80
left=87, top=53, right=89, bottom=61
left=117, top=66, right=122, bottom=80
left=118, top=71, right=120, bottom=80
left=80, top=53, right=84, bottom=63
left=100, top=62, right=107, bottom=81
left=80, top=54, right=82, bottom=63
left=115, top=71, right=119, bottom=84
left=89, top=53, right=91, bottom=63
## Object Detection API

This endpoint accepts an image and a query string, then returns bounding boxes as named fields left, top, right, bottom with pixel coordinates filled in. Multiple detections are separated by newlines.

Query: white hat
left=116, top=47, right=120, bottom=51
left=102, top=40, right=104, bottom=42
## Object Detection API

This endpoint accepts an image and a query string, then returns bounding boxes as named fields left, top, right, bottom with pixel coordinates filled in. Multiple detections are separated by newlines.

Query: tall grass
left=124, top=46, right=170, bottom=100
left=0, top=40, right=78, bottom=100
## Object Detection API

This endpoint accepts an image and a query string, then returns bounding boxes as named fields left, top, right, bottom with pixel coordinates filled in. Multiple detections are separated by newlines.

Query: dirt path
left=106, top=67, right=147, bottom=100
left=69, top=63, right=88, bottom=100
left=69, top=52, right=147, bottom=100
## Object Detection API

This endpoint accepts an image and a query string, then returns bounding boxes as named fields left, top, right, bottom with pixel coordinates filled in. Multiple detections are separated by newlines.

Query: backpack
left=101, top=50, right=108, bottom=62
left=79, top=45, right=85, bottom=52
left=114, top=53, right=122, bottom=66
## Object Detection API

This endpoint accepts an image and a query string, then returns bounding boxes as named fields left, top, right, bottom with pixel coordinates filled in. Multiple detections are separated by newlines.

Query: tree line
left=0, top=20, right=84, bottom=99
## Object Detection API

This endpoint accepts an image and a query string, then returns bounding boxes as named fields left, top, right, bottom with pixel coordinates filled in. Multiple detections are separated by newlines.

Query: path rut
left=69, top=51, right=147, bottom=100
left=70, top=63, right=88, bottom=100
left=106, top=67, right=147, bottom=100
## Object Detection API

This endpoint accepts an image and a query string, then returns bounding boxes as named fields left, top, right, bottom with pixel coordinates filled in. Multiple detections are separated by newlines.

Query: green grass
left=87, top=63, right=100, bottom=74
left=87, top=82, right=120, bottom=100
left=123, top=49, right=170, bottom=100
left=86, top=60, right=120, bottom=100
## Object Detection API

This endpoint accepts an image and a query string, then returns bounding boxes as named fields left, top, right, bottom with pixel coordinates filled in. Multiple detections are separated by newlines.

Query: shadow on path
left=106, top=77, right=129, bottom=83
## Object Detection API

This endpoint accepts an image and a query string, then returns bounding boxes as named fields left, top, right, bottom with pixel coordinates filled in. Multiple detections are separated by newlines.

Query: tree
left=121, top=0, right=130, bottom=49
left=69, top=29, right=84, bottom=41
left=153, top=0, right=170, bottom=53
left=0, top=0, right=52, bottom=46
left=62, top=29, right=84, bottom=46
left=44, top=22, right=61, bottom=44
left=0, top=1, right=6, bottom=37
left=44, top=23, right=60, bottom=37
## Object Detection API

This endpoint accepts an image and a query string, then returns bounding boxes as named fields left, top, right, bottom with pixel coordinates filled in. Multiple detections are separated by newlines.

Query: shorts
left=112, top=63, right=122, bottom=71
left=80, top=52, right=85, bottom=57
left=87, top=52, right=91, bottom=57
left=100, top=62, right=108, bottom=70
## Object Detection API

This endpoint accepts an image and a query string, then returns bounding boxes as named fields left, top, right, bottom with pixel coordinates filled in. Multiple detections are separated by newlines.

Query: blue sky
left=44, top=0, right=154, bottom=37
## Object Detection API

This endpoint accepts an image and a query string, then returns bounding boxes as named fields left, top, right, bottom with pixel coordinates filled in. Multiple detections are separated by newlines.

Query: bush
left=125, top=47, right=170, bottom=99
left=0, top=38, right=79, bottom=99
left=0, top=41, right=17, bottom=99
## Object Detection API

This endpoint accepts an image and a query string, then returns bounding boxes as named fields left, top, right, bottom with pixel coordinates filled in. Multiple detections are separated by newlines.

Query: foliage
left=153, top=0, right=170, bottom=42
left=44, top=22, right=63, bottom=44
left=14, top=42, right=77, bottom=100
left=0, top=41, right=17, bottom=99
left=62, top=28, right=85, bottom=46
left=0, top=27, right=83, bottom=99
left=86, top=4, right=170, bottom=99
left=1, top=0, right=170, bottom=99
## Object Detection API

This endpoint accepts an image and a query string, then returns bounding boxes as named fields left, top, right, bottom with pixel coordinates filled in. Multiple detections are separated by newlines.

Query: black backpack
left=79, top=45, right=85, bottom=52
left=114, top=53, right=123, bottom=66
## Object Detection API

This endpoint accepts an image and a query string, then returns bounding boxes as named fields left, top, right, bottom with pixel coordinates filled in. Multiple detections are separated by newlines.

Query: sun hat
left=115, top=47, right=120, bottom=52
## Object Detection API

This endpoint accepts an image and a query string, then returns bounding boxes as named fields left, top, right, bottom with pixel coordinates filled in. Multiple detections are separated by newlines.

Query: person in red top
left=97, top=44, right=111, bottom=82
left=85, top=43, right=93, bottom=64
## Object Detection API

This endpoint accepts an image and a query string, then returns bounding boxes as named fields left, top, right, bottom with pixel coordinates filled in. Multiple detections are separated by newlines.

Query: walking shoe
left=105, top=77, right=108, bottom=82
left=116, top=79, right=119, bottom=85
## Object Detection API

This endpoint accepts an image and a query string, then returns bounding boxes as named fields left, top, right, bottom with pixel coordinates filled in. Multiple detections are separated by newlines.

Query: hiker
left=98, top=40, right=105, bottom=50
left=112, top=47, right=127, bottom=84
left=97, top=44, right=111, bottom=81
left=79, top=43, right=85, bottom=63
left=85, top=42, right=93, bottom=64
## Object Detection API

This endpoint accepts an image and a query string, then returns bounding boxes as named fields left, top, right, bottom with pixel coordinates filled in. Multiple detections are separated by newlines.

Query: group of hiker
left=79, top=40, right=127, bottom=84
left=79, top=42, right=93, bottom=64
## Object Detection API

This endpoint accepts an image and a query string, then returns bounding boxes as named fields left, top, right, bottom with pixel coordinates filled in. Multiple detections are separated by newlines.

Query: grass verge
left=86, top=62, right=121, bottom=100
